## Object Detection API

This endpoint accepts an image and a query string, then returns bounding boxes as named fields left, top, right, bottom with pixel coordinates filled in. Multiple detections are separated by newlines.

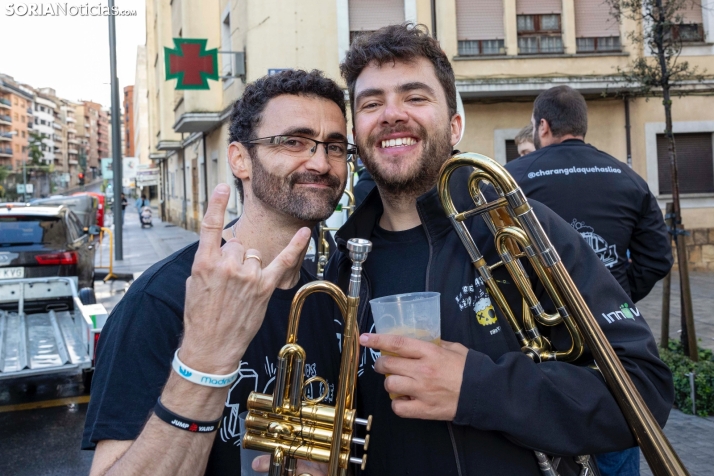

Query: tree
left=606, top=0, right=707, bottom=360
left=27, top=131, right=44, bottom=165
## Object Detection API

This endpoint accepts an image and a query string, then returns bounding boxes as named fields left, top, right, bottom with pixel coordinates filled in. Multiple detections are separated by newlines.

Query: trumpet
left=243, top=238, right=373, bottom=476
left=437, top=153, right=688, bottom=476
left=317, top=161, right=356, bottom=278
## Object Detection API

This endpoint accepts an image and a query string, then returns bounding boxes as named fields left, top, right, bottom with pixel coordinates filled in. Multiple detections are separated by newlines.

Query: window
left=576, top=36, right=621, bottom=53
left=21, top=131, right=25, bottom=138
left=349, top=0, right=404, bottom=44
left=518, top=14, right=563, bottom=54
left=670, top=23, right=705, bottom=43
left=673, top=1, right=705, bottom=43
left=221, top=11, right=233, bottom=76
left=21, top=115, right=25, bottom=122
left=456, top=0, right=505, bottom=56
left=505, top=140, right=520, bottom=162
left=458, top=40, right=505, bottom=56
left=13, top=113, right=18, bottom=120
left=657, top=133, right=714, bottom=194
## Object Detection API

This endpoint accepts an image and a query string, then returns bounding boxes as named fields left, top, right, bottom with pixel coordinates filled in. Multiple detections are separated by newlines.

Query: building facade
left=142, top=0, right=714, bottom=259
left=124, top=85, right=135, bottom=157
left=0, top=74, right=34, bottom=172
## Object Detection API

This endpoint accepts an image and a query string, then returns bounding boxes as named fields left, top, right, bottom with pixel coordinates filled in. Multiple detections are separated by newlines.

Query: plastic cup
left=239, top=411, right=269, bottom=476
left=369, top=292, right=441, bottom=399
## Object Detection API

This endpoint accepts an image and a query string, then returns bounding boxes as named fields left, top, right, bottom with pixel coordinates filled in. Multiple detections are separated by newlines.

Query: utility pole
left=108, top=0, right=123, bottom=260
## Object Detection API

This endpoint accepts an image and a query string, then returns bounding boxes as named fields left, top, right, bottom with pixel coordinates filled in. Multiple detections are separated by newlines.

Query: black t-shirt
left=358, top=223, right=460, bottom=476
left=82, top=242, right=342, bottom=475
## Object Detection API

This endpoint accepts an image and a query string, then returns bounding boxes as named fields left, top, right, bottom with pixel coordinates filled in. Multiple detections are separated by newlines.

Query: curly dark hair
left=228, top=69, right=346, bottom=202
left=340, top=23, right=456, bottom=119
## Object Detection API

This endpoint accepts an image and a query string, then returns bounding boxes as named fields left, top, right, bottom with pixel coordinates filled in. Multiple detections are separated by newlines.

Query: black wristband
left=153, top=397, right=221, bottom=433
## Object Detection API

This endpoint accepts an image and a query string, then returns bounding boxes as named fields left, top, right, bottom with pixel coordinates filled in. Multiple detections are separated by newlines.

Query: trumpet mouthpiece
left=347, top=238, right=372, bottom=262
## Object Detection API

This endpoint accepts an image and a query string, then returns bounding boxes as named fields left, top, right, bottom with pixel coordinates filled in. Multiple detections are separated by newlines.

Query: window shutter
left=456, top=0, right=504, bottom=40
left=349, top=0, right=405, bottom=32
left=575, top=0, right=619, bottom=37
left=516, top=0, right=562, bottom=15
left=680, top=0, right=703, bottom=24
left=657, top=133, right=714, bottom=194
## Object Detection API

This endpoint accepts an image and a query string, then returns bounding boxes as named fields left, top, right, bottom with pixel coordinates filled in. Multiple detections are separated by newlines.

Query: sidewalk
left=94, top=205, right=198, bottom=313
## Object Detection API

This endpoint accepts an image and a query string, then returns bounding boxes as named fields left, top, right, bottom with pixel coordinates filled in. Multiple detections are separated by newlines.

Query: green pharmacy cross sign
left=165, top=38, right=218, bottom=90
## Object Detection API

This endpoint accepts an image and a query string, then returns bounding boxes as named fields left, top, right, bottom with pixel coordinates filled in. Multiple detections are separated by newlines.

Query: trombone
left=438, top=152, right=688, bottom=476
left=243, top=238, right=373, bottom=476
left=317, top=161, right=356, bottom=278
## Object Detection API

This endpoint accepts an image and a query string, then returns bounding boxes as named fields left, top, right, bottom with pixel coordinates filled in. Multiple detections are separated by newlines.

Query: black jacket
left=324, top=168, right=674, bottom=476
left=506, top=140, right=672, bottom=302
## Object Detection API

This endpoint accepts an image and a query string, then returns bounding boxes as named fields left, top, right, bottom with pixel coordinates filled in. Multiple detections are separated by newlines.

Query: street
left=0, top=203, right=198, bottom=475
left=0, top=203, right=713, bottom=475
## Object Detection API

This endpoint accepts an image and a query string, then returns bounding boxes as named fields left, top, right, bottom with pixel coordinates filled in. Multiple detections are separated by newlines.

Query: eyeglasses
left=240, top=135, right=358, bottom=162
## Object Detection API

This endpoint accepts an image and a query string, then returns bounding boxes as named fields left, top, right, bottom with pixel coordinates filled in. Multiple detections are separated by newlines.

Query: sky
left=0, top=0, right=147, bottom=108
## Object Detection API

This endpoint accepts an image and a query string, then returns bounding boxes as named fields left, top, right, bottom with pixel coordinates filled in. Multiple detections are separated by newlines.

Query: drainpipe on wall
left=202, top=132, right=209, bottom=215
left=624, top=97, right=632, bottom=168
left=181, top=134, right=187, bottom=229
left=431, top=0, right=437, bottom=38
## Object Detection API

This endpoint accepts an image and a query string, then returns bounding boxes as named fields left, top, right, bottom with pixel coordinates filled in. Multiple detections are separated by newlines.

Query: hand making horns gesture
left=179, top=183, right=311, bottom=375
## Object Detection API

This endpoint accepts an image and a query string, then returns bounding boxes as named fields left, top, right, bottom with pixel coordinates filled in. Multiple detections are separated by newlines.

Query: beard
left=250, top=150, right=344, bottom=222
left=357, top=122, right=453, bottom=199
left=533, top=125, right=542, bottom=150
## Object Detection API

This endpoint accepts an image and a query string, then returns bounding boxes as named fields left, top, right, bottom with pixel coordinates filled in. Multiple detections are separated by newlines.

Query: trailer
left=0, top=277, right=107, bottom=387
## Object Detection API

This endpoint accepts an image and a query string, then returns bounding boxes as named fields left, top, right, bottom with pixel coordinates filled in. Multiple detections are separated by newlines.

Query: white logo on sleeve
left=571, top=219, right=618, bottom=268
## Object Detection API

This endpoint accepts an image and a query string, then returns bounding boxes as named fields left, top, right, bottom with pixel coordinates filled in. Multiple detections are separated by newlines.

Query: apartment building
left=143, top=0, right=714, bottom=235
left=0, top=74, right=33, bottom=171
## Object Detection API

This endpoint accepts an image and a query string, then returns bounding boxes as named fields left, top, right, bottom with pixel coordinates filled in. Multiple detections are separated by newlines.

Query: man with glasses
left=83, top=69, right=355, bottom=475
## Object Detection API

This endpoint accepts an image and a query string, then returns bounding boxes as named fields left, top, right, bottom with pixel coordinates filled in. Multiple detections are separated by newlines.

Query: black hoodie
left=505, top=139, right=672, bottom=302
left=324, top=167, right=674, bottom=476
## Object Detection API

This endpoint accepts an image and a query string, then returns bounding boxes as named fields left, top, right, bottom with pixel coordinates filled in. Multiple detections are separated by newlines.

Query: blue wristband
left=172, top=348, right=239, bottom=387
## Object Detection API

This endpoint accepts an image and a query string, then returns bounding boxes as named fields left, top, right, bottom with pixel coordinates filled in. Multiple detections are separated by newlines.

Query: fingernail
left=300, top=227, right=311, bottom=238
left=359, top=334, right=369, bottom=345
left=216, top=183, right=230, bottom=195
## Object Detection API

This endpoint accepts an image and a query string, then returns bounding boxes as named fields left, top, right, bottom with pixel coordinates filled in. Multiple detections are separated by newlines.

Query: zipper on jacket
left=417, top=201, right=464, bottom=476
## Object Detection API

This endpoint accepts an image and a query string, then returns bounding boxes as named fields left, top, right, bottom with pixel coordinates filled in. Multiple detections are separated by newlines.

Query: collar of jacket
left=334, top=166, right=477, bottom=253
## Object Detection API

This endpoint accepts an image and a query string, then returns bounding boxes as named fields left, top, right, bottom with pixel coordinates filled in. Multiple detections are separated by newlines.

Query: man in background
left=515, top=124, right=535, bottom=157
left=505, top=85, right=673, bottom=475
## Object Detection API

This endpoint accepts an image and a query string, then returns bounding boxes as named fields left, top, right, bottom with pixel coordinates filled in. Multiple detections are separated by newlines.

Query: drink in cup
left=369, top=292, right=441, bottom=399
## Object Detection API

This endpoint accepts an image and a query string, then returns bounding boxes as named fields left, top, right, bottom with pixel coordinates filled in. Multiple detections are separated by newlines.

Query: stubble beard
left=250, top=150, right=344, bottom=222
left=357, top=123, right=453, bottom=201
left=533, top=125, right=542, bottom=150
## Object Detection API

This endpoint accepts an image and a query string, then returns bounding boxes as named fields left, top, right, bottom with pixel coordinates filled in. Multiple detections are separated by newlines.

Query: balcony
left=68, top=148, right=79, bottom=154
left=53, top=122, right=62, bottom=130
left=66, top=116, right=75, bottom=123
left=69, top=159, right=78, bottom=165
left=27, top=107, right=33, bottom=115
left=0, top=132, right=12, bottom=141
left=0, top=114, right=11, bottom=125
left=0, top=98, right=10, bottom=109
left=0, top=147, right=12, bottom=157
left=68, top=138, right=79, bottom=145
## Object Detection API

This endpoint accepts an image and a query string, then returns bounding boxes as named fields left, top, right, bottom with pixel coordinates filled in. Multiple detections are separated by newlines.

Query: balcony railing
left=27, top=107, right=33, bottom=115
left=0, top=132, right=12, bottom=141
left=68, top=148, right=79, bottom=154
left=0, top=114, right=11, bottom=124
left=0, top=147, right=13, bottom=156
left=0, top=98, right=11, bottom=108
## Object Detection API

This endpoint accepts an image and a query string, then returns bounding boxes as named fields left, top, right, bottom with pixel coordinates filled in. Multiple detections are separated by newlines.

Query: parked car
left=0, top=204, right=97, bottom=290
left=73, top=192, right=105, bottom=228
left=32, top=194, right=98, bottom=229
